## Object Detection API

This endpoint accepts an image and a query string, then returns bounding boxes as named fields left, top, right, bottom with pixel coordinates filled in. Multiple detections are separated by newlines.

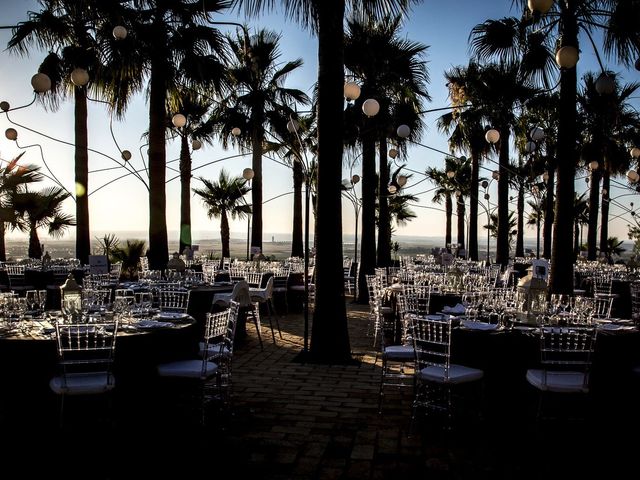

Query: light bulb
left=31, top=73, right=51, bottom=93
left=242, top=167, right=254, bottom=180
left=5, top=128, right=18, bottom=140
left=231, top=127, right=241, bottom=136
left=70, top=68, right=89, bottom=87
left=396, top=124, right=411, bottom=138
left=121, top=150, right=132, bottom=161
left=362, top=98, right=380, bottom=117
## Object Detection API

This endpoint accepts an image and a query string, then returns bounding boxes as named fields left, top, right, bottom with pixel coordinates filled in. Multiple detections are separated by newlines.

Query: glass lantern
left=516, top=267, right=548, bottom=324
left=60, top=273, right=82, bottom=323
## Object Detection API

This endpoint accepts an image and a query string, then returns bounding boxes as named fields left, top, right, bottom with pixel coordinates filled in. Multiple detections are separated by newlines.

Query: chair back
left=53, top=321, right=118, bottom=390
left=403, top=284, right=431, bottom=316
left=158, top=289, right=189, bottom=312
left=245, top=272, right=263, bottom=288
left=538, top=325, right=597, bottom=389
left=413, top=315, right=452, bottom=379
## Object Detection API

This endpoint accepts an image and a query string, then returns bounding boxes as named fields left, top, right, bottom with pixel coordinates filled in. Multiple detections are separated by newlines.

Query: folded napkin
left=442, top=303, right=466, bottom=314
left=461, top=320, right=498, bottom=331
left=136, top=319, right=174, bottom=329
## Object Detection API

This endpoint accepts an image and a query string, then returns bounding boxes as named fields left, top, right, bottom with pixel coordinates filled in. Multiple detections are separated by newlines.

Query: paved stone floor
left=2, top=300, right=639, bottom=479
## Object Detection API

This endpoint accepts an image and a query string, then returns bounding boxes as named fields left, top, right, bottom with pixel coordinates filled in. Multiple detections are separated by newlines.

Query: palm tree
left=7, top=0, right=117, bottom=265
left=577, top=72, right=640, bottom=259
left=344, top=15, right=428, bottom=301
left=104, top=0, right=229, bottom=270
left=425, top=167, right=454, bottom=250
left=524, top=92, right=560, bottom=259
left=456, top=62, right=536, bottom=266
left=606, top=236, right=625, bottom=258
left=439, top=63, right=491, bottom=262
left=526, top=198, right=544, bottom=259
left=573, top=192, right=589, bottom=256
left=0, top=154, right=44, bottom=261
left=344, top=15, right=429, bottom=270
left=211, top=28, right=308, bottom=255
left=233, top=0, right=418, bottom=363
left=485, top=211, right=518, bottom=254
left=192, top=170, right=251, bottom=259
left=263, top=112, right=316, bottom=258
left=12, top=186, right=75, bottom=259
left=111, top=239, right=147, bottom=281
left=470, top=1, right=640, bottom=293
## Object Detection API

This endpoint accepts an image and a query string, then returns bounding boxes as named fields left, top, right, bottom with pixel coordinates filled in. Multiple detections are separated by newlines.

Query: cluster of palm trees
left=4, top=1, right=639, bottom=364
left=0, top=154, right=74, bottom=261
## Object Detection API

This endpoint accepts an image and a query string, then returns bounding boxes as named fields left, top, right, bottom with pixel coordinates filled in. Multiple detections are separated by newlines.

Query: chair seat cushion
left=526, top=369, right=589, bottom=393
left=157, top=359, right=219, bottom=379
left=383, top=345, right=415, bottom=360
left=249, top=289, right=269, bottom=302
left=49, top=372, right=115, bottom=395
left=418, top=364, right=484, bottom=384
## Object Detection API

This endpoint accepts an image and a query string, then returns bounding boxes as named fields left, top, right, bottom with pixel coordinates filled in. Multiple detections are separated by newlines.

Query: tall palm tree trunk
left=587, top=169, right=601, bottom=259
left=291, top=157, right=304, bottom=257
left=599, top=171, right=611, bottom=254
left=250, top=109, right=264, bottom=253
left=550, top=4, right=578, bottom=295
left=74, top=86, right=90, bottom=265
left=456, top=198, right=465, bottom=255
left=543, top=167, right=555, bottom=258
left=0, top=222, right=6, bottom=262
left=445, top=194, right=452, bottom=249
left=496, top=127, right=510, bottom=266
left=310, top=0, right=351, bottom=363
left=147, top=31, right=169, bottom=270
left=516, top=183, right=524, bottom=258
left=179, top=135, right=192, bottom=255
left=377, top=136, right=391, bottom=267
left=468, top=151, right=480, bottom=260
left=28, top=223, right=42, bottom=259
left=220, top=210, right=230, bottom=259
left=357, top=131, right=377, bottom=303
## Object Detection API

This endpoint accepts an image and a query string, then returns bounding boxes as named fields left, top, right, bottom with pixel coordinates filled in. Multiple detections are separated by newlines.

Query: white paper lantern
left=589, top=160, right=599, bottom=171
left=343, top=82, right=361, bottom=101
left=286, top=119, right=299, bottom=133
left=527, top=0, right=554, bottom=14
left=70, top=68, right=89, bottom=87
left=192, top=139, right=202, bottom=151
left=530, top=126, right=545, bottom=142
left=5, top=128, right=17, bottom=141
left=31, top=73, right=51, bottom=93
left=113, top=25, right=128, bottom=40
left=362, top=98, right=380, bottom=117
left=0, top=101, right=10, bottom=111
left=121, top=150, right=132, bottom=161
left=525, top=141, right=537, bottom=154
left=485, top=128, right=500, bottom=144
left=555, top=46, right=579, bottom=68
left=446, top=170, right=455, bottom=179
left=630, top=147, right=640, bottom=159
left=595, top=72, right=615, bottom=95
left=243, top=167, right=254, bottom=180
left=172, top=113, right=187, bottom=128
left=397, top=175, right=407, bottom=187
left=396, top=124, right=411, bottom=138
left=627, top=170, right=640, bottom=183
left=351, top=174, right=360, bottom=184
left=388, top=148, right=398, bottom=159
left=231, top=127, right=241, bottom=136
left=387, top=184, right=397, bottom=194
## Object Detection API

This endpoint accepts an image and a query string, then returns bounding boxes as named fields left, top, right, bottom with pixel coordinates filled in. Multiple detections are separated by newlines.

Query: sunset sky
left=1, top=1, right=638, bottom=245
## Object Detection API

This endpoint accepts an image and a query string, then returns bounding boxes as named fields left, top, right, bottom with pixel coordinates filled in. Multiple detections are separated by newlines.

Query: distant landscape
left=5, top=230, right=636, bottom=262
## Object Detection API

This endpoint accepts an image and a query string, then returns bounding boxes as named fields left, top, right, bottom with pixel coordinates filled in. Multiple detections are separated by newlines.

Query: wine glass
left=38, top=290, right=47, bottom=313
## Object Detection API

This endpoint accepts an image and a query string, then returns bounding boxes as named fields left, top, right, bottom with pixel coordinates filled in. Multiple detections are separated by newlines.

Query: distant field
left=4, top=235, right=444, bottom=261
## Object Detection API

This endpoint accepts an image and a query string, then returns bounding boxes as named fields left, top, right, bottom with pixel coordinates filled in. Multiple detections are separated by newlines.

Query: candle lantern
left=516, top=266, right=548, bottom=324
left=60, top=273, right=83, bottom=322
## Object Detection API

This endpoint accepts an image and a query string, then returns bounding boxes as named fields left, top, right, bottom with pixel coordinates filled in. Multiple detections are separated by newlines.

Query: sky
left=0, top=0, right=638, bottom=247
